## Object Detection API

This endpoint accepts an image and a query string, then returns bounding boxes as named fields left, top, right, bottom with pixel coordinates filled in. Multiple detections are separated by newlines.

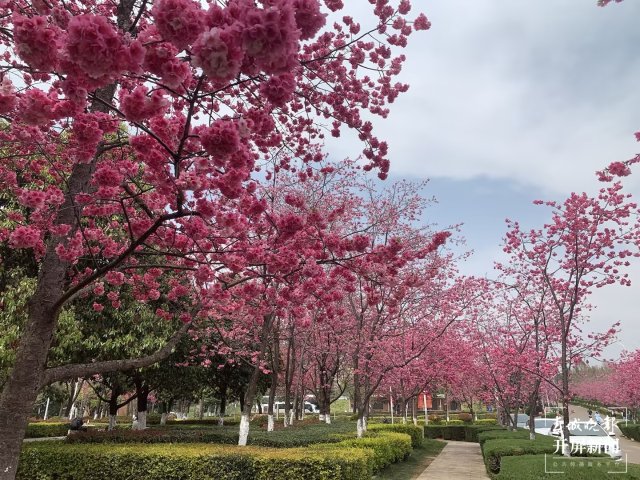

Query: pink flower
left=93, top=165, right=123, bottom=187
left=151, top=0, right=205, bottom=50
left=608, top=161, right=631, bottom=177
left=0, top=77, right=17, bottom=114
left=13, top=14, right=61, bottom=71
left=18, top=189, right=47, bottom=209
left=120, top=86, right=169, bottom=122
left=259, top=72, right=296, bottom=106
left=17, top=88, right=57, bottom=125
left=105, top=271, right=126, bottom=286
left=242, top=4, right=300, bottom=74
left=324, top=0, right=344, bottom=12
left=200, top=119, right=240, bottom=158
left=398, top=1, right=412, bottom=15
left=192, top=27, right=245, bottom=83
left=65, top=15, right=126, bottom=81
left=414, top=13, right=431, bottom=31
left=293, top=0, right=326, bottom=40
left=92, top=303, right=104, bottom=312
left=9, top=226, right=41, bottom=249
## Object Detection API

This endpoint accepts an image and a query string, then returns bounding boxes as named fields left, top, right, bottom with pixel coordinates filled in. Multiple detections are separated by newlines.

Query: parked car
left=259, top=401, right=318, bottom=414
left=510, top=413, right=529, bottom=428
left=551, top=421, right=622, bottom=459
left=528, top=417, right=560, bottom=436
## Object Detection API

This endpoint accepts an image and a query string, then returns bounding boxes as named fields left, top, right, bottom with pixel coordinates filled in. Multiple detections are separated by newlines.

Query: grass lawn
left=495, top=454, right=640, bottom=479
left=374, top=439, right=446, bottom=480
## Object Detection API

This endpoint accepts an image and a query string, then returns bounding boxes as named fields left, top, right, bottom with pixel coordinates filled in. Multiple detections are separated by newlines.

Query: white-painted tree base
left=357, top=417, right=367, bottom=438
left=134, top=411, right=147, bottom=430
left=238, top=414, right=250, bottom=446
left=325, top=414, right=331, bottom=424
left=319, top=414, right=325, bottom=422
left=218, top=415, right=224, bottom=426
left=267, top=414, right=274, bottom=432
left=108, top=415, right=117, bottom=431
left=160, top=413, right=167, bottom=426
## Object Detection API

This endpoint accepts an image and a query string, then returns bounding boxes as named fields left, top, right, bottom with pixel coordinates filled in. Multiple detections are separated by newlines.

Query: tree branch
left=40, top=322, right=190, bottom=387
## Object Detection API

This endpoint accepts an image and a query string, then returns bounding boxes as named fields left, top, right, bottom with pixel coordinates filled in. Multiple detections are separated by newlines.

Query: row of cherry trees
left=0, top=0, right=439, bottom=476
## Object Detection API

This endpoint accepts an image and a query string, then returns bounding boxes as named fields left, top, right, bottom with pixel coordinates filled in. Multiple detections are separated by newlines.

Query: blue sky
left=327, top=0, right=640, bottom=359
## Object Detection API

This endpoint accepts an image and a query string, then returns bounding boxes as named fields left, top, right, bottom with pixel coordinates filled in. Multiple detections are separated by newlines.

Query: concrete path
left=417, top=440, right=489, bottom=479
left=569, top=404, right=640, bottom=464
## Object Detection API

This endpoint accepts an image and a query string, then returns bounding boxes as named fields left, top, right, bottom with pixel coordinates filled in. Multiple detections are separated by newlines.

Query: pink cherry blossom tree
left=499, top=165, right=640, bottom=451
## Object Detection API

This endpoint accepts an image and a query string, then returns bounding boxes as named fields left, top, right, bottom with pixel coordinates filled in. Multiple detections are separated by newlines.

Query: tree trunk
left=238, top=313, right=274, bottom=446
left=283, top=330, right=294, bottom=428
left=0, top=7, right=136, bottom=478
left=218, top=390, right=227, bottom=426
left=108, top=393, right=119, bottom=431
left=267, top=328, right=279, bottom=432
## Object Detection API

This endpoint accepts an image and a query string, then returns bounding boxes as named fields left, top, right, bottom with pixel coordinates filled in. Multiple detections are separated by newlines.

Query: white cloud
left=329, top=0, right=640, bottom=195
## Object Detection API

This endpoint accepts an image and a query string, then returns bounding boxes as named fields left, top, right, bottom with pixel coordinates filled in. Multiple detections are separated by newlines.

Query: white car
left=553, top=421, right=622, bottom=459
left=529, top=417, right=560, bottom=436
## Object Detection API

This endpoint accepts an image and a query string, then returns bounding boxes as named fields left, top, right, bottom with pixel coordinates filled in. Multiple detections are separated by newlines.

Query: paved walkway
left=417, top=440, right=489, bottom=479
left=569, top=404, right=640, bottom=464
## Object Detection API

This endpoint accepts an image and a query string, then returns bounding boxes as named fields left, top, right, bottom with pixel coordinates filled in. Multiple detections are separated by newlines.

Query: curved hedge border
left=19, top=432, right=413, bottom=480
left=367, top=423, right=424, bottom=448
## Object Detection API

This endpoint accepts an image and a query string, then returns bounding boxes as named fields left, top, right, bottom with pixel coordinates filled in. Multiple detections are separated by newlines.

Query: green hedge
left=496, top=454, right=640, bottom=479
left=18, top=442, right=373, bottom=480
left=619, top=423, right=640, bottom=441
left=367, top=424, right=423, bottom=448
left=318, top=432, right=412, bottom=473
left=25, top=422, right=69, bottom=438
left=482, top=436, right=557, bottom=474
left=477, top=428, right=531, bottom=446
left=66, top=422, right=355, bottom=448
left=425, top=424, right=504, bottom=442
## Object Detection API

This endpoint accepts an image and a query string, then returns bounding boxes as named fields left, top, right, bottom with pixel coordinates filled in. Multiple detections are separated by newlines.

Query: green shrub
left=496, top=454, right=640, bottom=479
left=18, top=442, right=373, bottom=480
left=319, top=432, right=412, bottom=472
left=474, top=418, right=498, bottom=425
left=66, top=422, right=356, bottom=448
left=619, top=423, right=640, bottom=441
left=25, top=422, right=69, bottom=438
left=482, top=437, right=556, bottom=474
left=445, top=419, right=463, bottom=425
left=477, top=428, right=530, bottom=446
left=425, top=424, right=503, bottom=442
left=367, top=423, right=423, bottom=448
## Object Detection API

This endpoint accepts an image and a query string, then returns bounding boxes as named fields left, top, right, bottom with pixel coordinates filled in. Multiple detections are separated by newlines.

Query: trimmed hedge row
left=367, top=423, right=424, bottom=448
left=66, top=423, right=355, bottom=448
left=482, top=436, right=556, bottom=474
left=25, top=422, right=69, bottom=438
left=18, top=442, right=373, bottom=480
left=19, top=432, right=413, bottom=480
left=425, top=424, right=504, bottom=442
left=619, top=423, right=640, bottom=441
left=496, top=454, right=640, bottom=479
left=318, top=432, right=413, bottom=472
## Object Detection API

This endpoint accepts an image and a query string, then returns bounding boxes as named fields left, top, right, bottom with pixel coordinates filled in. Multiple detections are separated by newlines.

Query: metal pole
left=44, top=397, right=50, bottom=420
